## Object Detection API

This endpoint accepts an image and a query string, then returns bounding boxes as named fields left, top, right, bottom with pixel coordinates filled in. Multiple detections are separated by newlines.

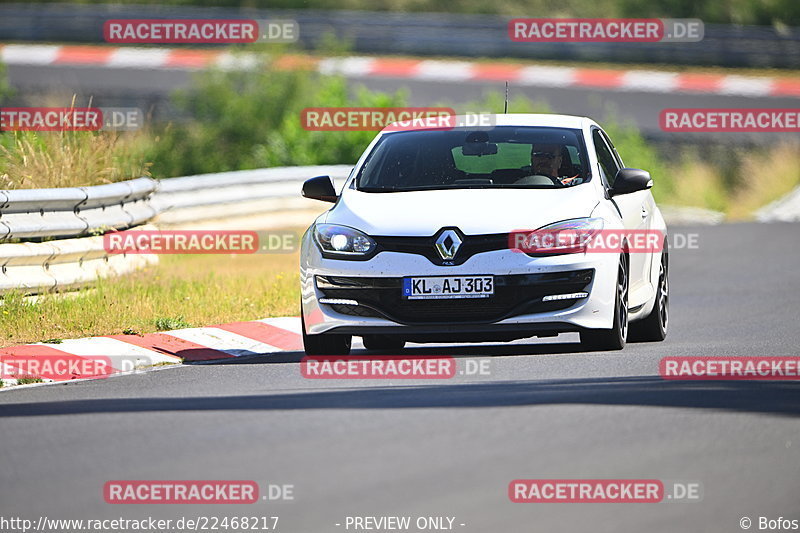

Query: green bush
left=0, top=62, right=10, bottom=104
left=154, top=315, right=191, bottom=331
left=1, top=61, right=13, bottom=154
left=16, top=376, right=44, bottom=385
left=145, top=54, right=407, bottom=178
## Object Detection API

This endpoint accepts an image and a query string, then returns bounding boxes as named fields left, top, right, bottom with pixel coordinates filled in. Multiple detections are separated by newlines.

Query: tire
left=580, top=254, right=629, bottom=351
left=301, top=313, right=351, bottom=355
left=629, top=242, right=669, bottom=342
left=362, top=335, right=406, bottom=352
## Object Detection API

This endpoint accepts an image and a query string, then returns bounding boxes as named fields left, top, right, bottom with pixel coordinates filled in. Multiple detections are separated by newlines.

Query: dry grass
left=0, top=129, right=151, bottom=189
left=657, top=159, right=730, bottom=213
left=727, top=144, right=800, bottom=220
left=0, top=94, right=152, bottom=188
left=655, top=143, right=800, bottom=219
left=0, top=242, right=301, bottom=347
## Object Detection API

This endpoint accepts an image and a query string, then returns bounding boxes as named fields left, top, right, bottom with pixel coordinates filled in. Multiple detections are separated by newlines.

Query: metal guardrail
left=0, top=178, right=158, bottom=295
left=0, top=226, right=158, bottom=295
left=0, top=4, right=798, bottom=68
left=0, top=177, right=158, bottom=240
left=152, top=165, right=352, bottom=225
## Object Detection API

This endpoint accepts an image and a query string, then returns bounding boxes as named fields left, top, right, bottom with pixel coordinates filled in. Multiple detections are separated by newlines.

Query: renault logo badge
left=435, top=229, right=462, bottom=260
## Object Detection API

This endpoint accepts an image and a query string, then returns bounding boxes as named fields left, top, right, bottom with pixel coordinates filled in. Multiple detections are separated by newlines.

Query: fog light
left=319, top=298, right=359, bottom=305
left=542, top=292, right=589, bottom=302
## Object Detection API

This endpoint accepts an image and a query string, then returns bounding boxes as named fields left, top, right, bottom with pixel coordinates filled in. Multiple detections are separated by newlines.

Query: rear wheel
left=580, top=255, right=629, bottom=351
left=362, top=335, right=406, bottom=352
left=629, top=243, right=669, bottom=342
left=301, top=313, right=351, bottom=355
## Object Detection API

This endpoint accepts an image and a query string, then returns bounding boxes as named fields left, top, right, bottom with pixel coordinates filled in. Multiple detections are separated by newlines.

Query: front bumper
left=315, top=269, right=594, bottom=324
left=301, top=238, right=619, bottom=338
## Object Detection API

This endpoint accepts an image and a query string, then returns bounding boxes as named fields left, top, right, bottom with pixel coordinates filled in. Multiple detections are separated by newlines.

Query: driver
left=528, top=144, right=582, bottom=185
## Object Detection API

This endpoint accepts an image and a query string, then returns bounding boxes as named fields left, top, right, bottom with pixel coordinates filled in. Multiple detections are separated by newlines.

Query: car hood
left=324, top=185, right=599, bottom=236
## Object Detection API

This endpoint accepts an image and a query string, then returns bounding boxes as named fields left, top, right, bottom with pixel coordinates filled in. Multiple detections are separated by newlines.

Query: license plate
left=402, top=276, right=494, bottom=300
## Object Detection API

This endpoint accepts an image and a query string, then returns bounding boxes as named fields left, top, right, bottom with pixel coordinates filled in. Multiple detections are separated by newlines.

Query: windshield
left=356, top=126, right=589, bottom=192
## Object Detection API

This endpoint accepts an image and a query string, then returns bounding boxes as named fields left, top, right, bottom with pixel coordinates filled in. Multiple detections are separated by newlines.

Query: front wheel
left=301, top=313, right=351, bottom=355
left=580, top=255, right=629, bottom=351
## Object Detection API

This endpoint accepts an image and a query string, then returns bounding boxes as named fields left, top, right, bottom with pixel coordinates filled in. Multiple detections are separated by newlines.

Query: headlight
left=512, top=217, right=604, bottom=255
left=314, top=224, right=377, bottom=257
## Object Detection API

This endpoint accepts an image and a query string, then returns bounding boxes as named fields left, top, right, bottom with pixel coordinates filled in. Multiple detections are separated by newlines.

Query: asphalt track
left=7, top=63, right=800, bottom=144
left=1, top=221, right=799, bottom=532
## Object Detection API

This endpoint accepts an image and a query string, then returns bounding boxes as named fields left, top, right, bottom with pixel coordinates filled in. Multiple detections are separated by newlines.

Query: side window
left=592, top=129, right=621, bottom=187
left=601, top=131, right=624, bottom=168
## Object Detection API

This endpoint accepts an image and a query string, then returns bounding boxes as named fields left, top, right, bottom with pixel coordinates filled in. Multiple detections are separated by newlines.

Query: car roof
left=380, top=113, right=596, bottom=133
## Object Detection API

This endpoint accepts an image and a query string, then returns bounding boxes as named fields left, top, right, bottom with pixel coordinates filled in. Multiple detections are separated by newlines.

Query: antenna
left=504, top=81, right=509, bottom=114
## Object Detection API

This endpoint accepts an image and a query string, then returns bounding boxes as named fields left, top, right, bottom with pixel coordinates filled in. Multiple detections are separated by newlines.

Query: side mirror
left=610, top=168, right=653, bottom=196
left=302, top=175, right=337, bottom=203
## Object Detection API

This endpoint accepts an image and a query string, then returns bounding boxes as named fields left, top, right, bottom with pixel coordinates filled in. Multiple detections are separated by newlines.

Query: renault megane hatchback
left=299, top=114, right=669, bottom=355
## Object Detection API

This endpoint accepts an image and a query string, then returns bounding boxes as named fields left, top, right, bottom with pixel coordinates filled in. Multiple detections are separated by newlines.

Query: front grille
left=316, top=270, right=593, bottom=324
left=373, top=232, right=509, bottom=266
